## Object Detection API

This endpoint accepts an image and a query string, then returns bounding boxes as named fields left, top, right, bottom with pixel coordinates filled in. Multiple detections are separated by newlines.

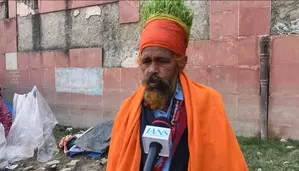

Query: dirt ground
left=8, top=125, right=107, bottom=171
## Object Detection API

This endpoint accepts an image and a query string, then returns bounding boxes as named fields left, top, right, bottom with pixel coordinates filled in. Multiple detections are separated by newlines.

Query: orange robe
left=106, top=72, right=249, bottom=171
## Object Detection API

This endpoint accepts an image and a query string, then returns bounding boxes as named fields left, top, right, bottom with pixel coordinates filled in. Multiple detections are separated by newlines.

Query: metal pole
left=259, top=36, right=270, bottom=140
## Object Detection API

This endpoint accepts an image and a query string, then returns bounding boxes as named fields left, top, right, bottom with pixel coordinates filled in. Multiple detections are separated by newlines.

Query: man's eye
left=142, top=60, right=151, bottom=64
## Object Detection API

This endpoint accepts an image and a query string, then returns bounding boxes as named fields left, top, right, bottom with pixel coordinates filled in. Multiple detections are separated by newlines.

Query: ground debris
left=22, top=166, right=34, bottom=171
left=45, top=160, right=60, bottom=166
left=100, top=158, right=108, bottom=165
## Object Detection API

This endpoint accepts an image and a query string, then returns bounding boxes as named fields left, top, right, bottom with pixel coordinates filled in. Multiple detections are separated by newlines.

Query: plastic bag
left=0, top=124, right=8, bottom=169
left=5, top=86, right=58, bottom=163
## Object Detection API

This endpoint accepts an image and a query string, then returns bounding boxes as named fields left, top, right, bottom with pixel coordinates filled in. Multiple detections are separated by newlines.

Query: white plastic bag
left=5, top=86, right=58, bottom=163
left=0, top=124, right=8, bottom=169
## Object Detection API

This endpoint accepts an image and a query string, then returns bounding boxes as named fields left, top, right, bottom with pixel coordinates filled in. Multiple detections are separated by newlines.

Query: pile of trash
left=0, top=86, right=114, bottom=170
left=0, top=86, right=58, bottom=169
left=58, top=120, right=113, bottom=159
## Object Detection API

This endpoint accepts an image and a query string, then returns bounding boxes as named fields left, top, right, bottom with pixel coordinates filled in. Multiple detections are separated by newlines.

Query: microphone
left=142, top=120, right=172, bottom=171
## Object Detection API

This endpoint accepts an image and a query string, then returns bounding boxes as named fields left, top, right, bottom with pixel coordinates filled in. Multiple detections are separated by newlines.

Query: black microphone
left=142, top=119, right=172, bottom=171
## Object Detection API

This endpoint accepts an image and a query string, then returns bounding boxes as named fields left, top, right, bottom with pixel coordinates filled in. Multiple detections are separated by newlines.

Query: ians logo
left=145, top=127, right=170, bottom=137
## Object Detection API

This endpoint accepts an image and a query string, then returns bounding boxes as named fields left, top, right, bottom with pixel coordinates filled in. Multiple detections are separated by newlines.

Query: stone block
left=269, top=96, right=299, bottom=139
left=239, top=7, right=271, bottom=36
left=70, top=47, right=102, bottom=67
left=222, top=94, right=237, bottom=121
left=120, top=68, right=143, bottom=91
left=4, top=18, right=17, bottom=53
left=18, top=69, right=30, bottom=86
left=103, top=90, right=121, bottom=121
left=17, top=52, right=29, bottom=70
left=184, top=66, right=209, bottom=86
left=270, top=65, right=299, bottom=94
left=0, top=53, right=5, bottom=70
left=9, top=0, right=16, bottom=18
left=39, top=0, right=66, bottom=13
left=210, top=0, right=238, bottom=13
left=119, top=0, right=139, bottom=24
left=239, top=0, right=271, bottom=9
left=210, top=38, right=238, bottom=66
left=41, top=50, right=69, bottom=68
left=69, top=0, right=118, bottom=9
left=230, top=121, right=260, bottom=137
left=0, top=71, right=5, bottom=84
left=271, top=1, right=299, bottom=35
left=18, top=15, right=33, bottom=51
left=210, top=10, right=238, bottom=39
left=185, top=0, right=209, bottom=40
left=29, top=68, right=43, bottom=86
left=41, top=11, right=66, bottom=49
left=0, top=4, right=5, bottom=20
left=237, top=67, right=260, bottom=94
left=237, top=94, right=260, bottom=122
left=271, top=36, right=299, bottom=65
left=186, top=40, right=210, bottom=66
left=5, top=53, right=18, bottom=70
left=42, top=68, right=55, bottom=89
left=28, top=52, right=42, bottom=69
left=104, top=68, right=121, bottom=91
left=71, top=3, right=120, bottom=67
left=5, top=70, right=19, bottom=85
left=85, top=94, right=102, bottom=110
left=210, top=66, right=237, bottom=94
left=238, top=37, right=259, bottom=65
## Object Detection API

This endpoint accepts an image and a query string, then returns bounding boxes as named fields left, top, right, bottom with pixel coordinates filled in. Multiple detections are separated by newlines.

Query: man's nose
left=148, top=62, right=158, bottom=74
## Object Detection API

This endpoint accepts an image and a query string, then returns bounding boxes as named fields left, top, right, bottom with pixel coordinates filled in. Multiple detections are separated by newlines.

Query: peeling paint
left=73, top=9, right=80, bottom=17
left=55, top=67, right=104, bottom=95
left=17, top=2, right=35, bottom=17
left=85, top=6, right=101, bottom=19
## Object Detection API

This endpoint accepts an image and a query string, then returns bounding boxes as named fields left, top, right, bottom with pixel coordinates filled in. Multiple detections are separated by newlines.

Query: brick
left=239, top=0, right=271, bottom=9
left=186, top=40, right=209, bottom=66
left=42, top=51, right=56, bottom=68
left=210, top=0, right=238, bottom=13
left=210, top=66, right=237, bottom=94
left=17, top=53, right=29, bottom=70
left=70, top=0, right=118, bottom=9
left=54, top=51, right=69, bottom=67
left=4, top=18, right=17, bottom=53
left=70, top=48, right=102, bottom=68
left=104, top=68, right=121, bottom=91
left=29, top=52, right=42, bottom=69
left=83, top=109, right=103, bottom=127
left=119, top=0, right=139, bottom=24
left=19, top=70, right=30, bottom=86
left=103, top=90, right=121, bottom=121
left=42, top=68, right=55, bottom=89
left=18, top=85, right=32, bottom=94
left=30, top=69, right=43, bottom=86
left=271, top=36, right=299, bottom=65
left=239, top=7, right=270, bottom=37
left=0, top=21, right=4, bottom=34
left=237, top=94, right=260, bottom=122
left=222, top=94, right=237, bottom=121
left=0, top=35, right=5, bottom=54
left=210, top=10, right=238, bottom=38
left=231, top=121, right=260, bottom=137
left=270, top=65, right=299, bottom=94
left=237, top=68, right=260, bottom=94
left=120, top=90, right=133, bottom=102
left=210, top=38, right=238, bottom=66
left=0, top=71, right=5, bottom=85
left=121, top=68, right=143, bottom=91
left=238, top=37, right=259, bottom=65
left=39, top=0, right=66, bottom=13
left=86, top=94, right=103, bottom=110
left=184, top=66, right=209, bottom=86
left=269, top=96, right=299, bottom=139
left=8, top=0, right=16, bottom=18
left=70, top=93, right=87, bottom=108
left=5, top=70, right=19, bottom=85
left=39, top=87, right=56, bottom=105
left=55, top=92, right=71, bottom=106
left=0, top=54, right=5, bottom=70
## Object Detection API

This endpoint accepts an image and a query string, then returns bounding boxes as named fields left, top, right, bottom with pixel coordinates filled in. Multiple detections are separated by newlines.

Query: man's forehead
left=141, top=47, right=174, bottom=57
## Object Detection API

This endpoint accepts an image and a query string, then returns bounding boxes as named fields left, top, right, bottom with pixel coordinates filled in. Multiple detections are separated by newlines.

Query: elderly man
left=107, top=0, right=248, bottom=170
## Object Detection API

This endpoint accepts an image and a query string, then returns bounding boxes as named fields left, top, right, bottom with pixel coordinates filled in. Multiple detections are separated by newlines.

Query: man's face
left=140, top=47, right=179, bottom=110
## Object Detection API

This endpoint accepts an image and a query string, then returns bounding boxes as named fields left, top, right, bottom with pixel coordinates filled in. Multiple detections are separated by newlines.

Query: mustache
left=143, top=74, right=171, bottom=91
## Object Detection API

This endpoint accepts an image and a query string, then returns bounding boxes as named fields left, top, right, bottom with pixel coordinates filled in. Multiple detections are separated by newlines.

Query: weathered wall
left=0, top=0, right=298, bottom=139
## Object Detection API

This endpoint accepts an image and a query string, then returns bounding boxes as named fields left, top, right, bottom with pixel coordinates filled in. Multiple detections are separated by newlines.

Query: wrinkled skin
left=140, top=47, right=187, bottom=110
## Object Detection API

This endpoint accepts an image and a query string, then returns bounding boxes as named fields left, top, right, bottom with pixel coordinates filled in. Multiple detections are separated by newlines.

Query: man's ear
left=180, top=55, right=188, bottom=72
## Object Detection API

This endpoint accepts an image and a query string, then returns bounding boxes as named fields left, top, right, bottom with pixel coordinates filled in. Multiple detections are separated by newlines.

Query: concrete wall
left=0, top=0, right=298, bottom=139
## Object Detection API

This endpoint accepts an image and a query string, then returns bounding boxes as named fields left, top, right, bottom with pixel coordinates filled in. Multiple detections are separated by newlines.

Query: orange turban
left=139, top=18, right=189, bottom=56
